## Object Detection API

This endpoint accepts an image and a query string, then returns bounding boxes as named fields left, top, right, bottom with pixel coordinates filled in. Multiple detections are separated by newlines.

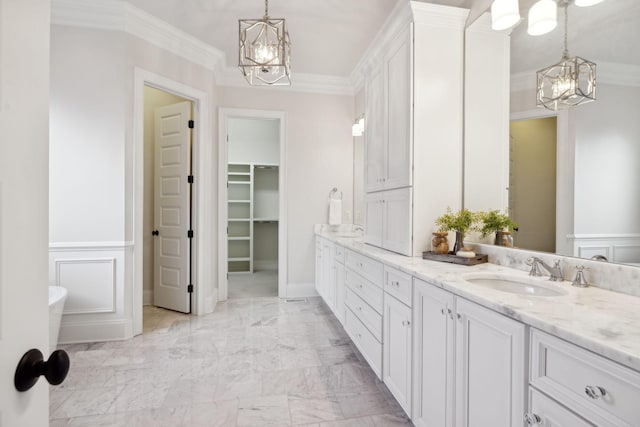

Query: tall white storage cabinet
left=363, top=2, right=468, bottom=256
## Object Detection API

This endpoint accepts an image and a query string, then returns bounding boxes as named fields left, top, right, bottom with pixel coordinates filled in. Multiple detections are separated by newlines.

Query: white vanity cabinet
left=412, top=278, right=526, bottom=427
left=314, top=237, right=334, bottom=307
left=383, top=266, right=413, bottom=416
left=526, top=388, right=593, bottom=427
left=529, top=329, right=640, bottom=427
left=343, top=249, right=384, bottom=378
left=362, top=2, right=467, bottom=256
left=333, top=245, right=346, bottom=324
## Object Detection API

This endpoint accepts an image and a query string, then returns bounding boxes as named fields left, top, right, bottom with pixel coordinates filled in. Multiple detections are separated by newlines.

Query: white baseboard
left=143, top=289, right=153, bottom=306
left=204, top=289, right=217, bottom=314
left=285, top=282, right=318, bottom=298
left=59, top=318, right=133, bottom=344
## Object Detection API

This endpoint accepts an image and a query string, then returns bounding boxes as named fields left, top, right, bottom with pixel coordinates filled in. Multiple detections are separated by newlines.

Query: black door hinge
left=188, top=175, right=194, bottom=184
left=187, top=284, right=193, bottom=293
left=188, top=120, right=194, bottom=129
left=187, top=230, right=194, bottom=239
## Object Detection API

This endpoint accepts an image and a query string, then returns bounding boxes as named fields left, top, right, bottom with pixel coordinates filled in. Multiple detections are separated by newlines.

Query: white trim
left=286, top=282, right=318, bottom=298
left=569, top=233, right=640, bottom=240
left=133, top=67, right=213, bottom=336
left=218, top=108, right=288, bottom=301
left=49, top=241, right=133, bottom=250
left=55, top=258, right=117, bottom=314
left=51, top=0, right=354, bottom=95
left=410, top=2, right=469, bottom=28
left=143, top=289, right=153, bottom=306
left=59, top=319, right=133, bottom=345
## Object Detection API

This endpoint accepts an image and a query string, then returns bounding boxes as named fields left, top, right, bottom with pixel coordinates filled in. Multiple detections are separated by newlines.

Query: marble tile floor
left=228, top=270, right=278, bottom=299
left=50, top=298, right=413, bottom=426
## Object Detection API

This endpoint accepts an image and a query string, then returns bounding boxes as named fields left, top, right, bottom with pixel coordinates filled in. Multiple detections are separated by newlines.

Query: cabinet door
left=315, top=238, right=324, bottom=296
left=365, top=64, right=386, bottom=192
left=384, top=24, right=413, bottom=190
left=527, top=388, right=593, bottom=427
left=455, top=298, right=526, bottom=427
left=383, top=187, right=412, bottom=255
left=322, top=240, right=335, bottom=309
left=383, top=293, right=412, bottom=416
left=365, top=192, right=384, bottom=247
left=334, top=262, right=346, bottom=325
left=413, top=279, right=455, bottom=427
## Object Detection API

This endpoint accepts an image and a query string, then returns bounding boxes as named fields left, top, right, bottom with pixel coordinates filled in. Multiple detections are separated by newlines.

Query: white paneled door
left=153, top=102, right=192, bottom=313
left=0, top=0, right=51, bottom=423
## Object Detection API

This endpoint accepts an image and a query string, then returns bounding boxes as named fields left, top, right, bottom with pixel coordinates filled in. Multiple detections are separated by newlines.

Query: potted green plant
left=435, top=208, right=480, bottom=254
left=479, top=210, right=518, bottom=247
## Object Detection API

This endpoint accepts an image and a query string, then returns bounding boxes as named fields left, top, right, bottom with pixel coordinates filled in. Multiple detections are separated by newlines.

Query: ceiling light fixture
left=574, top=0, right=604, bottom=6
left=527, top=0, right=557, bottom=35
left=238, top=0, right=291, bottom=86
left=491, top=0, right=521, bottom=31
left=536, top=0, right=596, bottom=110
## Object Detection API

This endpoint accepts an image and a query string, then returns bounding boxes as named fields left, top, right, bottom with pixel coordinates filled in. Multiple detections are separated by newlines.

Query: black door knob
left=14, top=349, right=70, bottom=392
left=152, top=230, right=159, bottom=236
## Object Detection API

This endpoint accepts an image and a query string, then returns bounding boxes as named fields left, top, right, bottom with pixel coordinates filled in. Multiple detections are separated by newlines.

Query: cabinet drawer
left=345, top=269, right=383, bottom=314
left=334, top=244, right=345, bottom=264
left=345, top=307, right=382, bottom=379
left=384, top=265, right=412, bottom=307
left=345, top=249, right=383, bottom=286
left=530, top=329, right=640, bottom=427
left=345, top=287, right=382, bottom=341
left=528, top=388, right=592, bottom=427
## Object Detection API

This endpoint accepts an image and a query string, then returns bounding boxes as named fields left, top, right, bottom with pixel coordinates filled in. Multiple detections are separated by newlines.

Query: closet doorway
left=218, top=109, right=287, bottom=300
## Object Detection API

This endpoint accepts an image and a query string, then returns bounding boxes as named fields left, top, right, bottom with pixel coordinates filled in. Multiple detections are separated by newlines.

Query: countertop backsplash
left=471, top=243, right=640, bottom=299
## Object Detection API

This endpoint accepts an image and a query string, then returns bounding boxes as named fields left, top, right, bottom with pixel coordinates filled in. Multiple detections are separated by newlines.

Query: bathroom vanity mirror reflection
left=464, top=0, right=640, bottom=266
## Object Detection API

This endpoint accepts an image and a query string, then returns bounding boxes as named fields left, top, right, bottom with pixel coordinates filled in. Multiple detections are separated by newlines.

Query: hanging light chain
left=264, top=0, right=269, bottom=18
left=562, top=0, right=569, bottom=58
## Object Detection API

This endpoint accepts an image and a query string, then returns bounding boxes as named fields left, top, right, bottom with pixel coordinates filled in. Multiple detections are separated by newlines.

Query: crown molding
left=512, top=61, right=640, bottom=93
left=51, top=0, right=353, bottom=96
left=410, top=1, right=469, bottom=29
left=218, top=67, right=354, bottom=96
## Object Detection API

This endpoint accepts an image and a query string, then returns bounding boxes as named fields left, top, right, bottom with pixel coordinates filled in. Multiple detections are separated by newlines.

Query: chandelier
left=238, top=0, right=291, bottom=86
left=536, top=0, right=596, bottom=110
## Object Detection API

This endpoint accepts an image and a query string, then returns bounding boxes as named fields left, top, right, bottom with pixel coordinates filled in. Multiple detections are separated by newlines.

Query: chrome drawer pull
left=585, top=385, right=606, bottom=399
left=524, top=413, right=541, bottom=425
left=402, top=320, right=411, bottom=327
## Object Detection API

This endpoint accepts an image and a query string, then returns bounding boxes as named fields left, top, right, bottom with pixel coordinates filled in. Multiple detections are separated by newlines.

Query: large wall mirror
left=465, top=0, right=640, bottom=267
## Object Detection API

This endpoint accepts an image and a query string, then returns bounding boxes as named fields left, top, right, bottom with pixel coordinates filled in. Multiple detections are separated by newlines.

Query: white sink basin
left=334, top=232, right=361, bottom=238
left=462, top=273, right=568, bottom=297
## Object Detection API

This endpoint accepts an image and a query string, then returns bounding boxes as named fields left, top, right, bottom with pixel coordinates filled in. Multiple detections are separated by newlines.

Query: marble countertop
left=316, top=230, right=640, bottom=372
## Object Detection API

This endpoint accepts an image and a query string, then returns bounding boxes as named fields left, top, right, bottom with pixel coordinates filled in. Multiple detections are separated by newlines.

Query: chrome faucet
left=526, top=257, right=564, bottom=282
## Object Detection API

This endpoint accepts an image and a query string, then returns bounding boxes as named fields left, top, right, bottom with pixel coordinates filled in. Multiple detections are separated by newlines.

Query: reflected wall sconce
left=352, top=115, right=365, bottom=137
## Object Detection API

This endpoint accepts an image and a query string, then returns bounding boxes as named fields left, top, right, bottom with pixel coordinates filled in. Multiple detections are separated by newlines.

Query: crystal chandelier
left=536, top=0, right=596, bottom=110
left=238, top=0, right=291, bottom=86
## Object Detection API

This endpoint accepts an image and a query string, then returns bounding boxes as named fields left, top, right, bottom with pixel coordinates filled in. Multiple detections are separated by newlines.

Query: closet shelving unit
left=227, top=163, right=279, bottom=274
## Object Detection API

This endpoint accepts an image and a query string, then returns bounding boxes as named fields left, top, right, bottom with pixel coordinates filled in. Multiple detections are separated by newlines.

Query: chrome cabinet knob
left=402, top=320, right=411, bottom=326
left=524, top=413, right=541, bottom=425
left=585, top=385, right=606, bottom=399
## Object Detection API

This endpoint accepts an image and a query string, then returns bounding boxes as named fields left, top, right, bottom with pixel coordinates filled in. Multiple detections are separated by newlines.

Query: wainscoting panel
left=571, top=234, right=640, bottom=264
left=55, top=258, right=116, bottom=314
left=50, top=242, right=132, bottom=343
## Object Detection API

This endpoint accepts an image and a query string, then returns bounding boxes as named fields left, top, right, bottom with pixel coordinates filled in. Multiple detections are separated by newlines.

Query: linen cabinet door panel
left=384, top=24, right=413, bottom=191
left=365, top=64, right=385, bottom=193
left=334, top=262, right=346, bottom=325
left=413, top=279, right=455, bottom=427
left=365, top=192, right=384, bottom=247
left=383, top=294, right=412, bottom=416
left=383, top=187, right=412, bottom=256
left=455, top=298, right=526, bottom=427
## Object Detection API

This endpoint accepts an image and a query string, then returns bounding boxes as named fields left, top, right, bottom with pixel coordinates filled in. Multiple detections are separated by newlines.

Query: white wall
left=219, top=87, right=354, bottom=292
left=228, top=118, right=280, bottom=165
left=143, top=86, right=189, bottom=305
left=50, top=24, right=218, bottom=343
left=574, top=84, right=640, bottom=234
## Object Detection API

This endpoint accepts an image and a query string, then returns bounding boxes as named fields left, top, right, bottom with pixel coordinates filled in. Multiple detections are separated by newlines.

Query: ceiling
left=120, top=0, right=635, bottom=78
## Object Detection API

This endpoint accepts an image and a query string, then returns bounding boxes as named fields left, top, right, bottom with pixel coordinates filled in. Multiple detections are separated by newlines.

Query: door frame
left=218, top=108, right=288, bottom=300
left=133, top=68, right=214, bottom=335
left=510, top=108, right=573, bottom=256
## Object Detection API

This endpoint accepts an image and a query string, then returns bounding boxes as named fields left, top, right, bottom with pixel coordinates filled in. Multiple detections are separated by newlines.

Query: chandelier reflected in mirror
left=238, top=0, right=291, bottom=86
left=536, top=0, right=596, bottom=110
